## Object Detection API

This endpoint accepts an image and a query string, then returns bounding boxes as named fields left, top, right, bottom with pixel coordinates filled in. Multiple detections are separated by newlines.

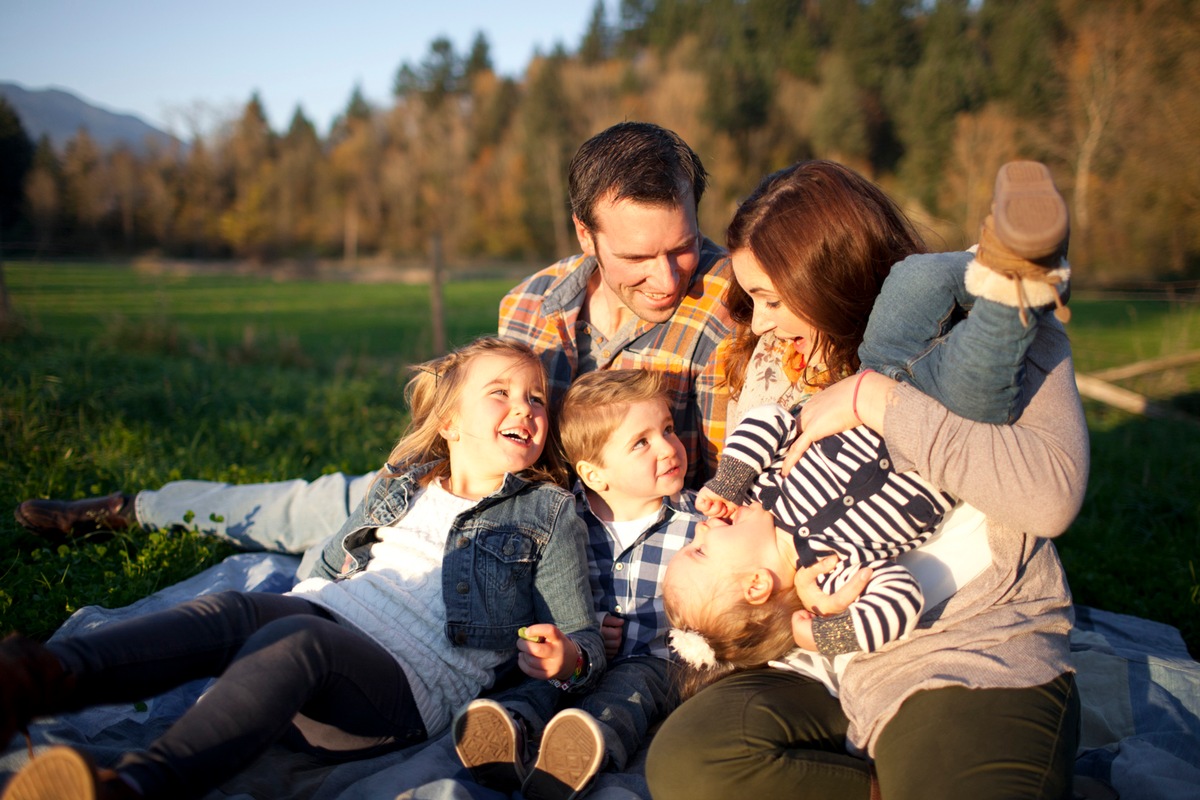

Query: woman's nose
left=750, top=304, right=775, bottom=336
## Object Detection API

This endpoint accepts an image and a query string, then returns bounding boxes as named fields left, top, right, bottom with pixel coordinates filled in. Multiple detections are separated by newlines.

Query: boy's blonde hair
left=664, top=580, right=803, bottom=700
left=557, top=369, right=672, bottom=468
left=381, top=336, right=567, bottom=488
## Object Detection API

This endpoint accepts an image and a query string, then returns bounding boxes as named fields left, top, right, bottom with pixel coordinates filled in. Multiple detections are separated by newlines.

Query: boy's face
left=586, top=398, right=687, bottom=510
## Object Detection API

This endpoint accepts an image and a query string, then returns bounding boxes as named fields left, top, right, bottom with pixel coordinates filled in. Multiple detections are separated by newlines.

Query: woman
left=646, top=161, right=1087, bottom=800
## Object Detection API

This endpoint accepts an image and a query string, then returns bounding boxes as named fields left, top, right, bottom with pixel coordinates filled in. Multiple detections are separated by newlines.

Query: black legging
left=49, top=591, right=426, bottom=799
left=646, top=669, right=1079, bottom=800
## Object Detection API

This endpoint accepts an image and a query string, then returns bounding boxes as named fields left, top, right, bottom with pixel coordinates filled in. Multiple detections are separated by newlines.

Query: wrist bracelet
left=549, top=648, right=586, bottom=691
left=852, top=369, right=875, bottom=425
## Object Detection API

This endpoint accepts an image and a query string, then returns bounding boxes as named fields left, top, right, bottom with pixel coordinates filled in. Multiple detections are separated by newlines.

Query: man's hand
left=793, top=556, right=871, bottom=616
left=600, top=614, right=624, bottom=660
left=516, top=623, right=579, bottom=682
left=696, top=486, right=739, bottom=519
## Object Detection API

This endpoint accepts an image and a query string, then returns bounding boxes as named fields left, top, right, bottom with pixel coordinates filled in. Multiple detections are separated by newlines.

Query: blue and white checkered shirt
left=574, top=483, right=703, bottom=662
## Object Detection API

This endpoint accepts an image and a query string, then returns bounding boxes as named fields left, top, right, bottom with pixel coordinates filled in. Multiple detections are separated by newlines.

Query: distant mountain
left=0, top=81, right=180, bottom=154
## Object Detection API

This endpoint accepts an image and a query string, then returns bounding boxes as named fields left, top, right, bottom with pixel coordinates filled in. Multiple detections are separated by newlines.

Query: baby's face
left=665, top=503, right=781, bottom=611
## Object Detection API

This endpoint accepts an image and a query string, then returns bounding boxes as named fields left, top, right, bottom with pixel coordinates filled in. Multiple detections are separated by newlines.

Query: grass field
left=2, top=262, right=1198, bottom=655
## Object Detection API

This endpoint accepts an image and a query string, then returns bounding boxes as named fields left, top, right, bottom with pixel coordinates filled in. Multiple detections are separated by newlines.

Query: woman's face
left=731, top=248, right=822, bottom=367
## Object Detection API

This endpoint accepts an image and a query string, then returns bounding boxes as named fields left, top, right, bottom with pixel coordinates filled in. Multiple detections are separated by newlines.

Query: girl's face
left=664, top=503, right=790, bottom=613
left=731, top=248, right=823, bottom=367
left=443, top=353, right=549, bottom=480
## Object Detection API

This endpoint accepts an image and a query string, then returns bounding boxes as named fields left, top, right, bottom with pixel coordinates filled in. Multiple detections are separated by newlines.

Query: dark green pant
left=645, top=670, right=1079, bottom=800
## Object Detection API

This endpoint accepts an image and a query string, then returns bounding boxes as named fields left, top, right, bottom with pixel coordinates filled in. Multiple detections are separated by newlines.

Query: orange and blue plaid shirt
left=498, top=237, right=733, bottom=487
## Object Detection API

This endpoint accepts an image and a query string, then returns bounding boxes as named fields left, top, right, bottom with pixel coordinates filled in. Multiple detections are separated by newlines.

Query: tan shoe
left=522, top=709, right=605, bottom=800
left=0, top=746, right=139, bottom=800
left=972, top=161, right=1071, bottom=324
left=453, top=698, right=530, bottom=793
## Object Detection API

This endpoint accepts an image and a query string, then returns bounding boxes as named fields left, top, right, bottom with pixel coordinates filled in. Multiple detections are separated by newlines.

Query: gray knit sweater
left=839, top=316, right=1088, bottom=755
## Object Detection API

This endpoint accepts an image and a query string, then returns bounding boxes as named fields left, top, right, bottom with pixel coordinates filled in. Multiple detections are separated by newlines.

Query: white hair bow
left=669, top=627, right=718, bottom=669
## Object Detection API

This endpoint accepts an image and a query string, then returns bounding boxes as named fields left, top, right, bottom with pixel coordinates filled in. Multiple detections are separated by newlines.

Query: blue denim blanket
left=2, top=553, right=1198, bottom=800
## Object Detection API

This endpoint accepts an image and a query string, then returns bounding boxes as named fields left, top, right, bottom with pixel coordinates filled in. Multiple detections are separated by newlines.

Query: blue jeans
left=48, top=591, right=426, bottom=799
left=492, top=656, right=674, bottom=771
left=858, top=251, right=1042, bottom=425
left=135, top=472, right=374, bottom=572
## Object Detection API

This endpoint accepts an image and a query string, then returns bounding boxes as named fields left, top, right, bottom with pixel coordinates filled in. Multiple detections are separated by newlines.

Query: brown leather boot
left=971, top=161, right=1072, bottom=325
left=13, top=493, right=135, bottom=541
left=0, top=746, right=141, bottom=799
left=0, top=634, right=77, bottom=750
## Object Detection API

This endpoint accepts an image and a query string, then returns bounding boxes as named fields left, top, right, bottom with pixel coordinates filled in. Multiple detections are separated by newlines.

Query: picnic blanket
left=3, top=552, right=1198, bottom=800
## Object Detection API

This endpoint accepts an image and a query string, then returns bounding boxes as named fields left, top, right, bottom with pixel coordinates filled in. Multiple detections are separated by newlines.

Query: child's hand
left=793, top=556, right=871, bottom=616
left=696, top=487, right=738, bottom=519
left=600, top=614, right=624, bottom=660
left=515, top=623, right=579, bottom=682
left=791, top=609, right=817, bottom=651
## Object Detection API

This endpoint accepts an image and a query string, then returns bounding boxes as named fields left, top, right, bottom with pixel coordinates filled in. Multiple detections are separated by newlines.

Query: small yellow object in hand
left=517, top=627, right=546, bottom=643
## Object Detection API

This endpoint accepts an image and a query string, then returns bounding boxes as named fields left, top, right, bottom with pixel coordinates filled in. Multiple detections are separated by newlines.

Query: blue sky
left=0, top=1, right=603, bottom=136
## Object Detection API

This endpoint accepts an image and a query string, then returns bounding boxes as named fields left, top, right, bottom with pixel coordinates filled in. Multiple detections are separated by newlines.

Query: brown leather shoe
left=14, top=493, right=135, bottom=541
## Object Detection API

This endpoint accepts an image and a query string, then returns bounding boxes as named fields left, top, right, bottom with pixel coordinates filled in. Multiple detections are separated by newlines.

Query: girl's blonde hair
left=664, top=580, right=803, bottom=700
left=380, top=336, right=568, bottom=489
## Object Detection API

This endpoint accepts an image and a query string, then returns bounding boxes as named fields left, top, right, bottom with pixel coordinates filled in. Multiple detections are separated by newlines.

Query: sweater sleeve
left=881, top=320, right=1089, bottom=538
left=704, top=404, right=796, bottom=502
left=811, top=560, right=924, bottom=656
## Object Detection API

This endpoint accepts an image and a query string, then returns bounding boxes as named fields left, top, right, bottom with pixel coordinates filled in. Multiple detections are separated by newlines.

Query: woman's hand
left=782, top=376, right=860, bottom=474
left=793, top=556, right=871, bottom=616
left=599, top=614, right=624, bottom=660
left=696, top=487, right=739, bottom=519
left=782, top=371, right=898, bottom=475
left=516, top=623, right=579, bottom=681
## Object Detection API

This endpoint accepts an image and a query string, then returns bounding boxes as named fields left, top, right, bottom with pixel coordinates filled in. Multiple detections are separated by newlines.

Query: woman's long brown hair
left=723, top=161, right=928, bottom=397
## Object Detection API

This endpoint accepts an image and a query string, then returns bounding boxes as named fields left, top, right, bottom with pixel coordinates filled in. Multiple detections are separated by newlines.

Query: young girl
left=0, top=336, right=604, bottom=800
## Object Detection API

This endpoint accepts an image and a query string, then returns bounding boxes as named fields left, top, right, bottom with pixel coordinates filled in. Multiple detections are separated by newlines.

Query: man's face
left=576, top=192, right=701, bottom=325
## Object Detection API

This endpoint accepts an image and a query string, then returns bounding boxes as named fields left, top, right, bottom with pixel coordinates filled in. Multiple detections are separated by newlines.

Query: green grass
left=1, top=264, right=1197, bottom=657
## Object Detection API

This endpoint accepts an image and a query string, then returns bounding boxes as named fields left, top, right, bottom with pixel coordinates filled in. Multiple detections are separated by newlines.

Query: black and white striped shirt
left=707, top=404, right=957, bottom=655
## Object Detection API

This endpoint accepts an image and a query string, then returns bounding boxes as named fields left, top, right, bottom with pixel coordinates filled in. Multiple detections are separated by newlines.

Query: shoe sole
left=453, top=699, right=525, bottom=791
left=2, top=747, right=98, bottom=800
left=992, top=161, right=1068, bottom=260
left=523, top=709, right=605, bottom=800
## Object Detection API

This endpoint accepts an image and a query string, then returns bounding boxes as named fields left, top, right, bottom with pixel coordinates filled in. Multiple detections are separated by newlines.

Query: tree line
left=0, top=0, right=1197, bottom=280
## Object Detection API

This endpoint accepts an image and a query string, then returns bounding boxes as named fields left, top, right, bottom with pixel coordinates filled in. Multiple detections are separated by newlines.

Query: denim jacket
left=310, top=460, right=605, bottom=690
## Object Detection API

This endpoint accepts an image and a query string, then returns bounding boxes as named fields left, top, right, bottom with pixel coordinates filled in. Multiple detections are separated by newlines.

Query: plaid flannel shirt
left=575, top=483, right=703, bottom=662
left=498, top=237, right=733, bottom=487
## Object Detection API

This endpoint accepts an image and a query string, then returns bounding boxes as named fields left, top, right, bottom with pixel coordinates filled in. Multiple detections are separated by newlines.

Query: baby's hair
left=557, top=369, right=671, bottom=469
left=380, top=336, right=567, bottom=488
left=664, top=580, right=802, bottom=700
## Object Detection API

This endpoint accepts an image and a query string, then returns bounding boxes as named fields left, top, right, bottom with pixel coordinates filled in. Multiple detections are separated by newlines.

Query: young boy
left=452, top=369, right=703, bottom=800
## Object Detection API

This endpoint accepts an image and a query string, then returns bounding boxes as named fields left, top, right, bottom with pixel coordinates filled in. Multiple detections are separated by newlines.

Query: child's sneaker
left=971, top=160, right=1071, bottom=323
left=0, top=746, right=139, bottom=799
left=521, top=708, right=605, bottom=800
left=452, top=698, right=530, bottom=793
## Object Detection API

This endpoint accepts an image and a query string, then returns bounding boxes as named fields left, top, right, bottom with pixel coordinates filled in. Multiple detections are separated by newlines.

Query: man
left=16, top=122, right=733, bottom=560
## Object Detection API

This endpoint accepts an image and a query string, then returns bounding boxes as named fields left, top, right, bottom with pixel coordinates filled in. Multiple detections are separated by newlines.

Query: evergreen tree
left=465, top=32, right=494, bottom=78
left=25, top=135, right=61, bottom=257
left=580, top=0, right=611, bottom=64
left=0, top=98, right=33, bottom=238
left=979, top=0, right=1064, bottom=119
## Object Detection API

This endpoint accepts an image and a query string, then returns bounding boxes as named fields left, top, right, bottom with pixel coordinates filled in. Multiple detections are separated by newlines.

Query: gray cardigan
left=839, top=316, right=1089, bottom=755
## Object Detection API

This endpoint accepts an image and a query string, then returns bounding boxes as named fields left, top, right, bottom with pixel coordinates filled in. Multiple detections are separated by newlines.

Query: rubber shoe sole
left=522, top=709, right=605, bottom=800
left=1, top=747, right=99, bottom=800
left=992, top=161, right=1068, bottom=260
left=452, top=698, right=526, bottom=792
